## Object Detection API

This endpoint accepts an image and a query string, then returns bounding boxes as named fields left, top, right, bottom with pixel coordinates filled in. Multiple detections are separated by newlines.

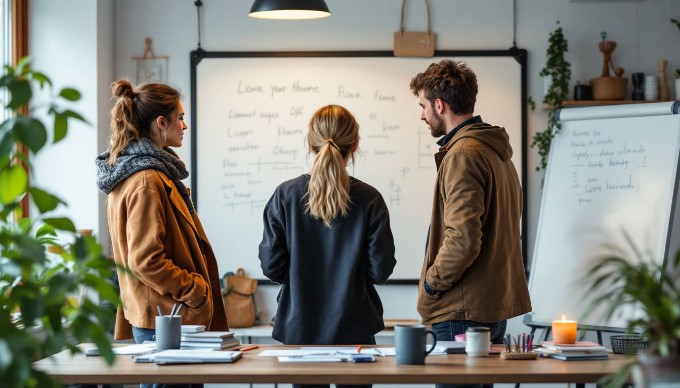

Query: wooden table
left=34, top=345, right=634, bottom=385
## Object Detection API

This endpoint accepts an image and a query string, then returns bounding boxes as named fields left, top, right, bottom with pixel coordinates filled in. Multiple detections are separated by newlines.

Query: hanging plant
left=531, top=21, right=571, bottom=171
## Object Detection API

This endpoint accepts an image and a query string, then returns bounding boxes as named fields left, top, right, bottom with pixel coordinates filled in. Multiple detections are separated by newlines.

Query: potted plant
left=583, top=240, right=680, bottom=387
left=531, top=21, right=571, bottom=171
left=0, top=58, right=120, bottom=387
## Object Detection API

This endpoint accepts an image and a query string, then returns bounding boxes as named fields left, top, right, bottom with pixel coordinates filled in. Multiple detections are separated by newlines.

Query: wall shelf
left=544, top=100, right=665, bottom=110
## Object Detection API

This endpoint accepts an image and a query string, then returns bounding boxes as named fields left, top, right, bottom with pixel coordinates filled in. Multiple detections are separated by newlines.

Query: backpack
left=221, top=268, right=259, bottom=328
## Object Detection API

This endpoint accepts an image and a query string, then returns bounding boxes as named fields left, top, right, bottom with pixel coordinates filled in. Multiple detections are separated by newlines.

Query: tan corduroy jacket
left=108, top=169, right=228, bottom=339
left=418, top=123, right=532, bottom=325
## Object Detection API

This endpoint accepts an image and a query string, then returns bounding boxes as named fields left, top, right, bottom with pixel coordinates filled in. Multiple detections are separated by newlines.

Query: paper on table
left=259, top=348, right=384, bottom=357
left=112, top=343, right=157, bottom=355
left=134, top=349, right=242, bottom=364
left=278, top=355, right=351, bottom=362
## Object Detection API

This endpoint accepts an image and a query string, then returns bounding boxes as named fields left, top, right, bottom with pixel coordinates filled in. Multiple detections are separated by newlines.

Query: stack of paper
left=181, top=331, right=241, bottom=350
left=536, top=341, right=610, bottom=361
left=135, top=349, right=243, bottom=364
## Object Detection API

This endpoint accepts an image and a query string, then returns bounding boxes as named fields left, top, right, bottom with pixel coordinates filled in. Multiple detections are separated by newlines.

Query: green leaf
left=15, top=56, right=31, bottom=75
left=53, top=114, right=67, bottom=143
left=29, top=187, right=64, bottom=213
left=58, top=88, right=81, bottom=101
left=0, top=165, right=27, bottom=205
left=6, top=79, right=32, bottom=110
left=42, top=217, right=76, bottom=232
left=35, top=223, right=57, bottom=238
left=0, top=131, right=16, bottom=161
left=30, top=71, right=51, bottom=88
left=13, top=116, right=47, bottom=153
left=62, top=109, right=87, bottom=123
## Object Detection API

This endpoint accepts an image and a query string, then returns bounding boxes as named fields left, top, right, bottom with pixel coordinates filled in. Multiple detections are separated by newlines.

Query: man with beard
left=409, top=60, right=532, bottom=388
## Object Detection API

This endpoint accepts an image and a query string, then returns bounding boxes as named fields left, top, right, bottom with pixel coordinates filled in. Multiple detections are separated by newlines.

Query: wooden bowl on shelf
left=589, top=76, right=628, bottom=100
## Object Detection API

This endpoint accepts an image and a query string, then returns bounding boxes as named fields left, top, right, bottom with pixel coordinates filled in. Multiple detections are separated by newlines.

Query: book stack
left=536, top=341, right=610, bottom=361
left=180, top=331, right=241, bottom=350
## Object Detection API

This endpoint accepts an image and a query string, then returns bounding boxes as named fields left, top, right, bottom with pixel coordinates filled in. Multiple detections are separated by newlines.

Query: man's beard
left=428, top=112, right=447, bottom=138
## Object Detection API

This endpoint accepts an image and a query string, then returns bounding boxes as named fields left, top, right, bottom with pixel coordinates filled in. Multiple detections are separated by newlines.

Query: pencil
left=239, top=345, right=259, bottom=352
left=356, top=345, right=362, bottom=354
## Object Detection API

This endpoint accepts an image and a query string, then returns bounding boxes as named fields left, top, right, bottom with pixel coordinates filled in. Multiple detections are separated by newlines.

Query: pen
left=156, top=305, right=163, bottom=317
left=174, top=303, right=183, bottom=317
left=169, top=303, right=177, bottom=317
left=356, top=345, right=362, bottom=354
left=239, top=345, right=259, bottom=352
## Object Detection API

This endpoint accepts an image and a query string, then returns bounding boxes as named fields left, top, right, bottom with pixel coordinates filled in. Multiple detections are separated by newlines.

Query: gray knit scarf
left=95, top=137, right=194, bottom=214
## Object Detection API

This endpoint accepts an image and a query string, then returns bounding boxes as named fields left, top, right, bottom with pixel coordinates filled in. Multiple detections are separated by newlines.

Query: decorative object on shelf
left=133, top=37, right=168, bottom=84
left=644, top=74, right=659, bottom=101
left=673, top=18, right=680, bottom=99
left=531, top=21, right=571, bottom=171
left=0, top=58, right=121, bottom=387
left=583, top=240, right=680, bottom=387
left=658, top=60, right=670, bottom=101
left=589, top=32, right=627, bottom=100
left=631, top=72, right=645, bottom=100
left=393, top=0, right=436, bottom=57
left=573, top=82, right=592, bottom=101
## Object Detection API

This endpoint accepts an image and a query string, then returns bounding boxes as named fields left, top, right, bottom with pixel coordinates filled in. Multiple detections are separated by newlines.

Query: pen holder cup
left=610, top=335, right=647, bottom=355
left=155, top=315, right=182, bottom=350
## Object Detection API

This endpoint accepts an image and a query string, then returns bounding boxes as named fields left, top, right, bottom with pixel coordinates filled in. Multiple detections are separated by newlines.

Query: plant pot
left=633, top=353, right=680, bottom=387
left=589, top=76, right=628, bottom=100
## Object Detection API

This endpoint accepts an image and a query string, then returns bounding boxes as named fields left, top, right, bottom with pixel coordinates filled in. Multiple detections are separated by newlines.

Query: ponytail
left=107, top=80, right=181, bottom=164
left=305, top=105, right=359, bottom=228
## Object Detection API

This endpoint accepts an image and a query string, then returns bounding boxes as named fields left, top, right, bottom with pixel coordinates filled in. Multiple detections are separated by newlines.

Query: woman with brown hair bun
left=259, top=104, right=396, bottom=388
left=96, top=80, right=228, bottom=385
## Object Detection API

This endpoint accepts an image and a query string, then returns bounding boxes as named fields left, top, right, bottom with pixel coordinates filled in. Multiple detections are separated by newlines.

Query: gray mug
left=395, top=325, right=437, bottom=365
left=155, top=315, right=182, bottom=350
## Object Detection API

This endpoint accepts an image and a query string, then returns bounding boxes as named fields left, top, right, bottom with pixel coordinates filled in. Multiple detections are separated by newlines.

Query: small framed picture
left=135, top=57, right=168, bottom=84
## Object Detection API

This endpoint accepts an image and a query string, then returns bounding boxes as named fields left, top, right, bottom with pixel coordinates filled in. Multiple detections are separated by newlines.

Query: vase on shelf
left=658, top=60, right=670, bottom=101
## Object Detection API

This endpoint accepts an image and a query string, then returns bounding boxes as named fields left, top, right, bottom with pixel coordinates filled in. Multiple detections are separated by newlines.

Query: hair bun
left=111, top=80, right=136, bottom=99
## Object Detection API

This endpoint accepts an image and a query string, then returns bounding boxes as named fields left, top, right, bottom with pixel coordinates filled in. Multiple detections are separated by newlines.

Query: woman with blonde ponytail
left=96, top=80, right=228, bottom=388
left=259, top=105, right=396, bottom=388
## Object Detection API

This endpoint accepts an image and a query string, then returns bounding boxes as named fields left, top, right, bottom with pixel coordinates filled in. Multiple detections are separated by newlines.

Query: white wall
left=27, top=4, right=680, bottom=386
left=29, top=0, right=113, bottom=244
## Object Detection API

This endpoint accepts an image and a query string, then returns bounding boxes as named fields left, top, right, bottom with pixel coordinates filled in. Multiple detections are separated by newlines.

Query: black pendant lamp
left=249, top=0, right=331, bottom=20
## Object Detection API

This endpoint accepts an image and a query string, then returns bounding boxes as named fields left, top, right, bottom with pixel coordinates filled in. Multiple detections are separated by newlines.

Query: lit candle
left=552, top=315, right=577, bottom=344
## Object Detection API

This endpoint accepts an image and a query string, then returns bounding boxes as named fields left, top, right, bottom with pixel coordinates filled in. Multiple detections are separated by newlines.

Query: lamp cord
left=195, top=0, right=203, bottom=49
left=512, top=0, right=517, bottom=48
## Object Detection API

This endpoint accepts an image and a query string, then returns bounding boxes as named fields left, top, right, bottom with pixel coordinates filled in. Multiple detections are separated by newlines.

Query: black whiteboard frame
left=189, top=48, right=529, bottom=285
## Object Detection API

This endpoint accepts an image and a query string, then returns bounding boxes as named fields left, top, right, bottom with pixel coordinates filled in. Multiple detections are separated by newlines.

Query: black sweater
left=258, top=174, right=396, bottom=344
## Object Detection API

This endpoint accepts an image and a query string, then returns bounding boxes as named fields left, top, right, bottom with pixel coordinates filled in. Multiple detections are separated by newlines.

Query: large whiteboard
left=190, top=51, right=527, bottom=281
left=529, top=102, right=680, bottom=328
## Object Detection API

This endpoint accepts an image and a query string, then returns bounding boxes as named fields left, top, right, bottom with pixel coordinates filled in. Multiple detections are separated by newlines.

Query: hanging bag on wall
left=221, top=268, right=259, bottom=328
left=393, top=0, right=436, bottom=57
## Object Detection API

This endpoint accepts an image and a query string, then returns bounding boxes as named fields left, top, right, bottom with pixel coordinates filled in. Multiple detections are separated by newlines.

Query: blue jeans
left=431, top=320, right=507, bottom=388
left=132, top=326, right=202, bottom=388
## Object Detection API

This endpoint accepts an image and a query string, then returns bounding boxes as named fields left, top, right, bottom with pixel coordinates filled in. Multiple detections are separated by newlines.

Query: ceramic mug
left=394, top=325, right=437, bottom=365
